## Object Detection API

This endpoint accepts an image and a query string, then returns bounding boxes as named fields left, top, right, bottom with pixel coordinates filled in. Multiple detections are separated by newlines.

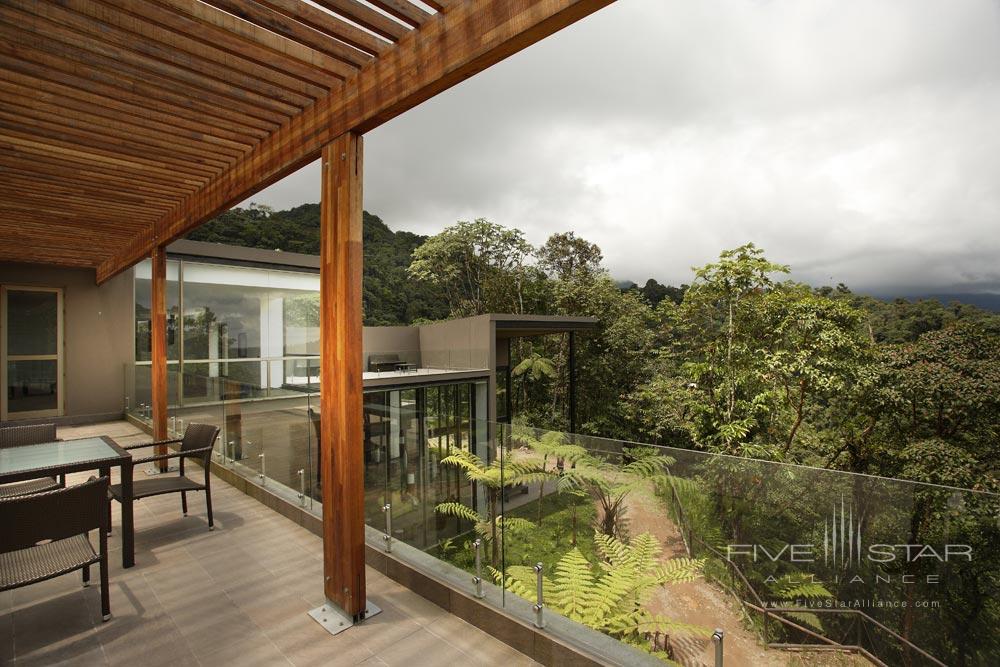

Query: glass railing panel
left=127, top=363, right=152, bottom=422
left=220, top=375, right=264, bottom=484
left=484, top=422, right=1000, bottom=667
left=362, top=392, right=389, bottom=535
left=275, top=357, right=320, bottom=398
left=119, top=357, right=1000, bottom=667
left=302, top=390, right=319, bottom=510
left=248, top=392, right=314, bottom=506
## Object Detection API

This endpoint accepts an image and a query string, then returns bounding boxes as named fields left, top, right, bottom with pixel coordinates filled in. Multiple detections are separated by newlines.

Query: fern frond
left=434, top=502, right=481, bottom=523
left=768, top=579, right=833, bottom=601
left=652, top=558, right=704, bottom=584
left=783, top=610, right=825, bottom=633
left=610, top=612, right=714, bottom=639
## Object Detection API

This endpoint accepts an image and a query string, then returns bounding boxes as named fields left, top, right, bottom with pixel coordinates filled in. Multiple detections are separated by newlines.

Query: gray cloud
left=245, top=0, right=1000, bottom=295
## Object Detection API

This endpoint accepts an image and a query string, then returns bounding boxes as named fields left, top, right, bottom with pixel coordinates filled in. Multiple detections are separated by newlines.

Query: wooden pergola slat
left=56, top=0, right=328, bottom=102
left=254, top=0, right=393, bottom=55
left=0, top=65, right=262, bottom=149
left=0, top=0, right=616, bottom=622
left=96, top=0, right=616, bottom=282
left=196, top=0, right=374, bottom=67
left=0, top=4, right=307, bottom=119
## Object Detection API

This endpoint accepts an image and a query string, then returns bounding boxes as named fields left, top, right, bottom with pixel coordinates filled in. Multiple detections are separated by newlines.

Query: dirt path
left=623, top=486, right=788, bottom=667
left=621, top=487, right=871, bottom=667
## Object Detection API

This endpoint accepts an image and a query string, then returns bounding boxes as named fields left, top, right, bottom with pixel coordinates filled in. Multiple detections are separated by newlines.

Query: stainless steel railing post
left=257, top=451, right=265, bottom=485
left=712, top=628, right=724, bottom=666
left=297, top=469, right=306, bottom=506
left=473, top=539, right=485, bottom=599
left=382, top=503, right=392, bottom=553
left=532, top=563, right=545, bottom=628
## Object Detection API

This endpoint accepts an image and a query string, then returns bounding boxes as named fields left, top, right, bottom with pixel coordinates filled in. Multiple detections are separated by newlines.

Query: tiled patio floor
left=0, top=421, right=537, bottom=667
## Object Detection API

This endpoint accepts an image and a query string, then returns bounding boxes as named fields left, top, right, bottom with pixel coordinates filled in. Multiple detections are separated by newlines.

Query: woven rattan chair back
left=0, top=476, right=109, bottom=553
left=180, top=423, right=220, bottom=455
left=0, top=423, right=57, bottom=449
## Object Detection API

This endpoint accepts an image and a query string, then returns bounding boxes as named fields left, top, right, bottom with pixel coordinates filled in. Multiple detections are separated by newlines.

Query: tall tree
left=408, top=219, right=538, bottom=315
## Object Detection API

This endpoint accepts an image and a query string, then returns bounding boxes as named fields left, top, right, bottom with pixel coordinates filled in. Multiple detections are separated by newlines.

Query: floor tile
left=0, top=421, right=539, bottom=667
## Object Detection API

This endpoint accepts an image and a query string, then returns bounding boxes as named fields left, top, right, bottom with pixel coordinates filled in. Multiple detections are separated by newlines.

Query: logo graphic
left=825, top=496, right=863, bottom=569
left=726, top=495, right=972, bottom=566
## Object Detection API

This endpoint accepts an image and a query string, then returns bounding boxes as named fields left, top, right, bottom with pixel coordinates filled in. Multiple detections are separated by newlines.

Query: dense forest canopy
left=190, top=206, right=1000, bottom=490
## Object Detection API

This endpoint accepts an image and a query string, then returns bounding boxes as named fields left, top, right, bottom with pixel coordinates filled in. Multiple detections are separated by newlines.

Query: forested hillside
left=188, top=204, right=450, bottom=325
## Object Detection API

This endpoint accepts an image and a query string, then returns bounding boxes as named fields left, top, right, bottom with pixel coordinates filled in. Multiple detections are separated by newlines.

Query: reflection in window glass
left=6, top=291, right=58, bottom=356
left=6, top=360, right=58, bottom=414
left=134, top=259, right=180, bottom=362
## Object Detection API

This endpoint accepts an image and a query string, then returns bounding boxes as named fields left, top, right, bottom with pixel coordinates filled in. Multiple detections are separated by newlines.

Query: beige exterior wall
left=362, top=325, right=421, bottom=368
left=416, top=315, right=493, bottom=371
left=0, top=262, right=133, bottom=423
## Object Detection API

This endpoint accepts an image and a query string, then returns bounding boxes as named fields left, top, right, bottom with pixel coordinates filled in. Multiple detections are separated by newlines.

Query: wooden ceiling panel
left=0, top=0, right=613, bottom=275
left=196, top=0, right=375, bottom=66
left=55, top=0, right=328, bottom=102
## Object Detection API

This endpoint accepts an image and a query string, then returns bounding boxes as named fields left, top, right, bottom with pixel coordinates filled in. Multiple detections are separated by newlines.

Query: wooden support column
left=319, top=131, right=366, bottom=619
left=150, top=245, right=169, bottom=470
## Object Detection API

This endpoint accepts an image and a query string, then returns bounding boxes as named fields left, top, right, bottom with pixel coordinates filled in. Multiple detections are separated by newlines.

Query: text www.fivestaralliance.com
left=766, top=599, right=941, bottom=609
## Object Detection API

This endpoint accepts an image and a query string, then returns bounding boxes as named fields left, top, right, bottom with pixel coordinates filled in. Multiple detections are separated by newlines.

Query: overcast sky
left=244, top=0, right=1000, bottom=296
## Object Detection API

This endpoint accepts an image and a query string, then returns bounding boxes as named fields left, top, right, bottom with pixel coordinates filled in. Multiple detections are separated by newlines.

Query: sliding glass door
left=1, top=286, right=63, bottom=420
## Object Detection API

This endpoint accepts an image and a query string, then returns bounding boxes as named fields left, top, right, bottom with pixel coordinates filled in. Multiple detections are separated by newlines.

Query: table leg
left=99, top=466, right=111, bottom=536
left=121, top=459, right=135, bottom=568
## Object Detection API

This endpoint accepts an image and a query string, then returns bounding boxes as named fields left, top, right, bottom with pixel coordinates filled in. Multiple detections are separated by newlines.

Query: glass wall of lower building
left=131, top=257, right=321, bottom=409
left=362, top=381, right=488, bottom=550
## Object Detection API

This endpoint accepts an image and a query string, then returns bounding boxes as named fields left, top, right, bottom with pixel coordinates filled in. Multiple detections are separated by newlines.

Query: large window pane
left=6, top=291, right=58, bottom=356
left=283, top=291, right=320, bottom=356
left=182, top=264, right=265, bottom=361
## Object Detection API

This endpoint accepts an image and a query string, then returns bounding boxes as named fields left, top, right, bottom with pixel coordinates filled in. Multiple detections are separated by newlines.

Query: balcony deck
left=0, top=421, right=536, bottom=667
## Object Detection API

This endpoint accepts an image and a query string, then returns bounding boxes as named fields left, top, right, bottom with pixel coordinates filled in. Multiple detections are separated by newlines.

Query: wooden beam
left=97, top=0, right=615, bottom=283
left=319, top=132, right=366, bottom=618
left=150, top=246, right=169, bottom=471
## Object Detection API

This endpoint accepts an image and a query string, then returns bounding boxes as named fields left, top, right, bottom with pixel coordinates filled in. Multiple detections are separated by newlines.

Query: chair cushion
left=0, top=534, right=98, bottom=590
left=0, top=477, right=60, bottom=499
left=109, top=476, right=204, bottom=501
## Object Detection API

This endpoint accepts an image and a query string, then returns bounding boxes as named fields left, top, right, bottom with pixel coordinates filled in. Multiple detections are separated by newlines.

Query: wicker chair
left=109, top=424, right=220, bottom=531
left=0, top=476, right=111, bottom=621
left=0, top=423, right=63, bottom=498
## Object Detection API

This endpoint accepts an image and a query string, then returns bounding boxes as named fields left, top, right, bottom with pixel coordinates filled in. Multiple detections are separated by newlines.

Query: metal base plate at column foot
left=308, top=600, right=382, bottom=636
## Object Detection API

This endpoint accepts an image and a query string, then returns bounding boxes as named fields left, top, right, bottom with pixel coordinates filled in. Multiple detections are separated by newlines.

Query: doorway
left=1, top=286, right=64, bottom=420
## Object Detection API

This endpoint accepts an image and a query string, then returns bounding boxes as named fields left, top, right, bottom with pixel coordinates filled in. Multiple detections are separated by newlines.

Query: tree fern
left=493, top=531, right=711, bottom=660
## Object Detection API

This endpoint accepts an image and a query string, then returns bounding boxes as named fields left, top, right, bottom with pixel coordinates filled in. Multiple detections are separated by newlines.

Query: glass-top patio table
left=0, top=436, right=136, bottom=568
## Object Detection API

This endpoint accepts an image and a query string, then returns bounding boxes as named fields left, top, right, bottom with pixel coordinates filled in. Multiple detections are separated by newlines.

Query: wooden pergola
left=0, top=0, right=613, bottom=621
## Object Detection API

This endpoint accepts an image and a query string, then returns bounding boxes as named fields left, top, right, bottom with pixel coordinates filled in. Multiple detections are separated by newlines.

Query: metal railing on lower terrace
left=124, top=384, right=1000, bottom=666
